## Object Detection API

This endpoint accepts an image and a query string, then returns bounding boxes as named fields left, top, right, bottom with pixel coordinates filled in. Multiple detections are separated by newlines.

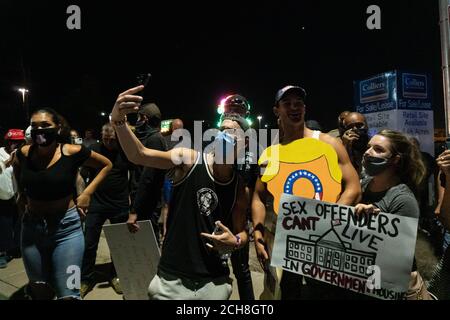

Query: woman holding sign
left=355, top=129, right=430, bottom=300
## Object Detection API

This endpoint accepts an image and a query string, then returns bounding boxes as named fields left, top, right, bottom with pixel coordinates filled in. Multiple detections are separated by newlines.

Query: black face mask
left=31, top=128, right=58, bottom=147
left=362, top=155, right=391, bottom=176
left=352, top=128, right=369, bottom=152
left=135, top=120, right=151, bottom=139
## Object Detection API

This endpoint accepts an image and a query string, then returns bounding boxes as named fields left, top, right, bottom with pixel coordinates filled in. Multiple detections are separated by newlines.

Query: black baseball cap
left=275, top=86, right=307, bottom=105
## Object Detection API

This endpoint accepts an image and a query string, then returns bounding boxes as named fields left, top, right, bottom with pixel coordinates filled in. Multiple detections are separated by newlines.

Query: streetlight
left=18, top=88, right=29, bottom=103
left=257, top=115, right=262, bottom=128
left=17, top=88, right=29, bottom=122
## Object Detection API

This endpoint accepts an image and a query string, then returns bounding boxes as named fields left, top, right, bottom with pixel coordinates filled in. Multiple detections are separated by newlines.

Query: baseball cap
left=138, top=103, right=161, bottom=120
left=4, top=129, right=25, bottom=141
left=275, top=86, right=307, bottom=105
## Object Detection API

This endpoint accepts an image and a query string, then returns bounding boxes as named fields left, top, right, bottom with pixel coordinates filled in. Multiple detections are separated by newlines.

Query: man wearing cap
left=0, top=129, right=25, bottom=268
left=252, top=86, right=361, bottom=299
left=127, top=103, right=167, bottom=240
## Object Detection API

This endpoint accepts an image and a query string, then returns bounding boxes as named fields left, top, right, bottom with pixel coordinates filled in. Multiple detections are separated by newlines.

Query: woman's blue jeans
left=21, top=206, right=84, bottom=299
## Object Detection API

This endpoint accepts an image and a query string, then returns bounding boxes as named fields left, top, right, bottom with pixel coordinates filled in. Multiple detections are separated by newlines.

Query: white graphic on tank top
left=196, top=188, right=218, bottom=216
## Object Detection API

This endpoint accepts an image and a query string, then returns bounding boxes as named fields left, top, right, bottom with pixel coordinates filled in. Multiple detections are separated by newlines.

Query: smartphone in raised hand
left=136, top=73, right=151, bottom=99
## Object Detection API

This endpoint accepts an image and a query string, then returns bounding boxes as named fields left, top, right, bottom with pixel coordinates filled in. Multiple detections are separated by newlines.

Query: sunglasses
left=344, top=122, right=367, bottom=131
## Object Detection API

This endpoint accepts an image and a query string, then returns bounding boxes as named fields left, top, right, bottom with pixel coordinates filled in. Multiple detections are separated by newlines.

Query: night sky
left=0, top=0, right=444, bottom=136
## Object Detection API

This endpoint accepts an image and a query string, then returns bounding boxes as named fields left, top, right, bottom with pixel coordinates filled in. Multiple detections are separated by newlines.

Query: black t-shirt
left=88, top=143, right=132, bottom=213
left=236, top=150, right=259, bottom=189
left=130, top=130, right=167, bottom=217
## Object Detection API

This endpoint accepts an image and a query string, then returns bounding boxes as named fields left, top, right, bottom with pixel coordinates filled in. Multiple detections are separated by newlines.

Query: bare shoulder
left=19, top=145, right=31, bottom=157
left=318, top=132, right=350, bottom=164
left=172, top=147, right=198, bottom=165
left=319, top=132, right=343, bottom=149
left=64, top=144, right=83, bottom=156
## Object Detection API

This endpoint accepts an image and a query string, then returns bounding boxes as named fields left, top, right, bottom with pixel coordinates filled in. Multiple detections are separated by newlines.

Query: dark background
left=0, top=0, right=444, bottom=136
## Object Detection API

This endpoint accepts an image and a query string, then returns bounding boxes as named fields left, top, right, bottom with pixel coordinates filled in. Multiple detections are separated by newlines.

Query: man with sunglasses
left=341, top=112, right=370, bottom=176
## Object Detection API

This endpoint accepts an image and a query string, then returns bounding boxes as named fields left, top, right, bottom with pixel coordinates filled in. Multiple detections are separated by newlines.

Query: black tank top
left=17, top=144, right=91, bottom=201
left=159, top=152, right=238, bottom=280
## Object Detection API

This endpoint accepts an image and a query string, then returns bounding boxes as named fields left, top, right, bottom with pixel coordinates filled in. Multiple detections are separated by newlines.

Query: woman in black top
left=13, top=108, right=112, bottom=299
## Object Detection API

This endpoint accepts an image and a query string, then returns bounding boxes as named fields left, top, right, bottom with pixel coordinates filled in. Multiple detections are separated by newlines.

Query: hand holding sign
left=355, top=203, right=381, bottom=216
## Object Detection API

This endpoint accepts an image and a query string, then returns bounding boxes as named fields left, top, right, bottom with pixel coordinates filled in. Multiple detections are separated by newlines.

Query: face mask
left=135, top=120, right=151, bottom=138
left=31, top=128, right=58, bottom=147
left=362, top=155, right=391, bottom=176
left=214, top=131, right=236, bottom=164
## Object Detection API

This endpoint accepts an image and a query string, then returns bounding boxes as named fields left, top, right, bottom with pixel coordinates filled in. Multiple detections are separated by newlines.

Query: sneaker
left=110, top=277, right=123, bottom=295
left=0, top=253, right=8, bottom=269
left=80, top=281, right=96, bottom=299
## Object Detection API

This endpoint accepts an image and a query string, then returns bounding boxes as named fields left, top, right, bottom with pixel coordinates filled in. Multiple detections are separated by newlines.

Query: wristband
left=234, top=234, right=242, bottom=250
left=112, top=116, right=127, bottom=127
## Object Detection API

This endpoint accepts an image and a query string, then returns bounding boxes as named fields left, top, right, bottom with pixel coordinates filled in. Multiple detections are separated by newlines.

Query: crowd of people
left=0, top=83, right=449, bottom=300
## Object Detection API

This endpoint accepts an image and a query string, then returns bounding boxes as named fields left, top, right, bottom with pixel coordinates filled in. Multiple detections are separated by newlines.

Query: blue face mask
left=214, top=131, right=236, bottom=164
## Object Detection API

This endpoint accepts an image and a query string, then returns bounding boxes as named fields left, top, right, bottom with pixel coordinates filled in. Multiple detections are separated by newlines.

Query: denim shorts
left=21, top=206, right=84, bottom=299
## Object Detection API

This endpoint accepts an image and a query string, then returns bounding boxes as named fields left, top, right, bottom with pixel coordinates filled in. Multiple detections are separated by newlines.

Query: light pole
left=257, top=115, right=262, bottom=128
left=18, top=88, right=29, bottom=122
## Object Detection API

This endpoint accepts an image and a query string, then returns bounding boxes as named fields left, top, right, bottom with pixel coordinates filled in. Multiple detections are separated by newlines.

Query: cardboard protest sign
left=258, top=138, right=343, bottom=299
left=103, top=221, right=160, bottom=300
left=271, top=195, right=418, bottom=300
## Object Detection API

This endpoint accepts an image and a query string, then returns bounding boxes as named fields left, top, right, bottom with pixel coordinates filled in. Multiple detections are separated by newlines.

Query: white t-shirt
left=0, top=147, right=15, bottom=200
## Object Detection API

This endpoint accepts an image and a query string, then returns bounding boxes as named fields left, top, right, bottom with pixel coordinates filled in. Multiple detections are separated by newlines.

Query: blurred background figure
left=0, top=129, right=25, bottom=268
left=70, top=129, right=83, bottom=145
left=341, top=112, right=370, bottom=176
left=81, top=123, right=133, bottom=298
left=83, top=129, right=98, bottom=148
left=327, top=110, right=350, bottom=140
left=305, top=120, right=323, bottom=132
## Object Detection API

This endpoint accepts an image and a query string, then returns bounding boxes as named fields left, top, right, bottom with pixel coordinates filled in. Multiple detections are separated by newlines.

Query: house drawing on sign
left=286, top=228, right=377, bottom=279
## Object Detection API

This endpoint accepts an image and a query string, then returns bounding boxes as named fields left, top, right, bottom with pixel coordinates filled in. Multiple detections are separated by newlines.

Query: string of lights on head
left=216, top=94, right=254, bottom=128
